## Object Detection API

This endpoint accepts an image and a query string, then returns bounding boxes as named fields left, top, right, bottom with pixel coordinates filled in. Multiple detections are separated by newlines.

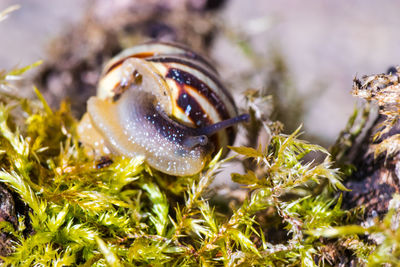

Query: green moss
left=0, top=62, right=351, bottom=265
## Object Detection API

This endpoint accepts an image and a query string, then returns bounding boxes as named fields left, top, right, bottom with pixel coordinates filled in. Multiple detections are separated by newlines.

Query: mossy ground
left=0, top=61, right=387, bottom=266
left=2, top=5, right=400, bottom=267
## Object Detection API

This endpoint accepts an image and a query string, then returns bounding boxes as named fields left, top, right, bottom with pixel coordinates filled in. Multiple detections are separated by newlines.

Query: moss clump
left=0, top=61, right=355, bottom=266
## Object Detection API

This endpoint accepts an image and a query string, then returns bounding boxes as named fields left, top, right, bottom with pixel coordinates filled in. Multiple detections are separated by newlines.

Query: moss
left=0, top=61, right=353, bottom=265
left=2, top=6, right=400, bottom=266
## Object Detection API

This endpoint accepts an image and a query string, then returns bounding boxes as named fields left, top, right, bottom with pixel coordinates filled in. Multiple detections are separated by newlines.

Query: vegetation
left=0, top=61, right=345, bottom=266
left=1, top=5, right=400, bottom=267
left=0, top=60, right=372, bottom=266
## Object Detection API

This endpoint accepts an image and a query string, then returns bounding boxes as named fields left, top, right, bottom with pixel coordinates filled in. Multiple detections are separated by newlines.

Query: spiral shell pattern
left=97, top=42, right=238, bottom=152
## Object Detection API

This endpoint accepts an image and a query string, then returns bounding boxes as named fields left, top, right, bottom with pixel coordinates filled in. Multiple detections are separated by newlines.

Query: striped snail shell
left=78, top=42, right=248, bottom=176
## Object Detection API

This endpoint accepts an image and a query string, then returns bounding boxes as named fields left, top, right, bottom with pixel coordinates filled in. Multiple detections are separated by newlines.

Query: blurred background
left=1, top=0, right=400, bottom=148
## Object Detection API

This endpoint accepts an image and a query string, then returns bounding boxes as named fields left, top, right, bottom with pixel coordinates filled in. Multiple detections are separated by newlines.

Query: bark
left=344, top=121, right=400, bottom=218
left=343, top=68, right=400, bottom=218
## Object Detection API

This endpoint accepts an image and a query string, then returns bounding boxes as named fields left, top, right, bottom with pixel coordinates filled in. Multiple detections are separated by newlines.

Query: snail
left=78, top=42, right=249, bottom=176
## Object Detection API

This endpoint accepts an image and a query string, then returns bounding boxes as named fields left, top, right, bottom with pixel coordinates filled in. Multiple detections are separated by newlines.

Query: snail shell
left=78, top=42, right=248, bottom=176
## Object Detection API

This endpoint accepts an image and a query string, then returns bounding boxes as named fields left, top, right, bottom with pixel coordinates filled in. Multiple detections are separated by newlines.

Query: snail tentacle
left=181, top=114, right=250, bottom=149
left=194, top=114, right=250, bottom=137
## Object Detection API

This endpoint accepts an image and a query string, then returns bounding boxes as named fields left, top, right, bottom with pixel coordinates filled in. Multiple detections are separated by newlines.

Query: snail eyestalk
left=196, top=113, right=250, bottom=136
left=181, top=114, right=248, bottom=149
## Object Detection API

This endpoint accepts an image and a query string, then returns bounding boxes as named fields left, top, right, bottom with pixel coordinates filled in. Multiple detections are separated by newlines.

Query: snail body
left=78, top=42, right=248, bottom=176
